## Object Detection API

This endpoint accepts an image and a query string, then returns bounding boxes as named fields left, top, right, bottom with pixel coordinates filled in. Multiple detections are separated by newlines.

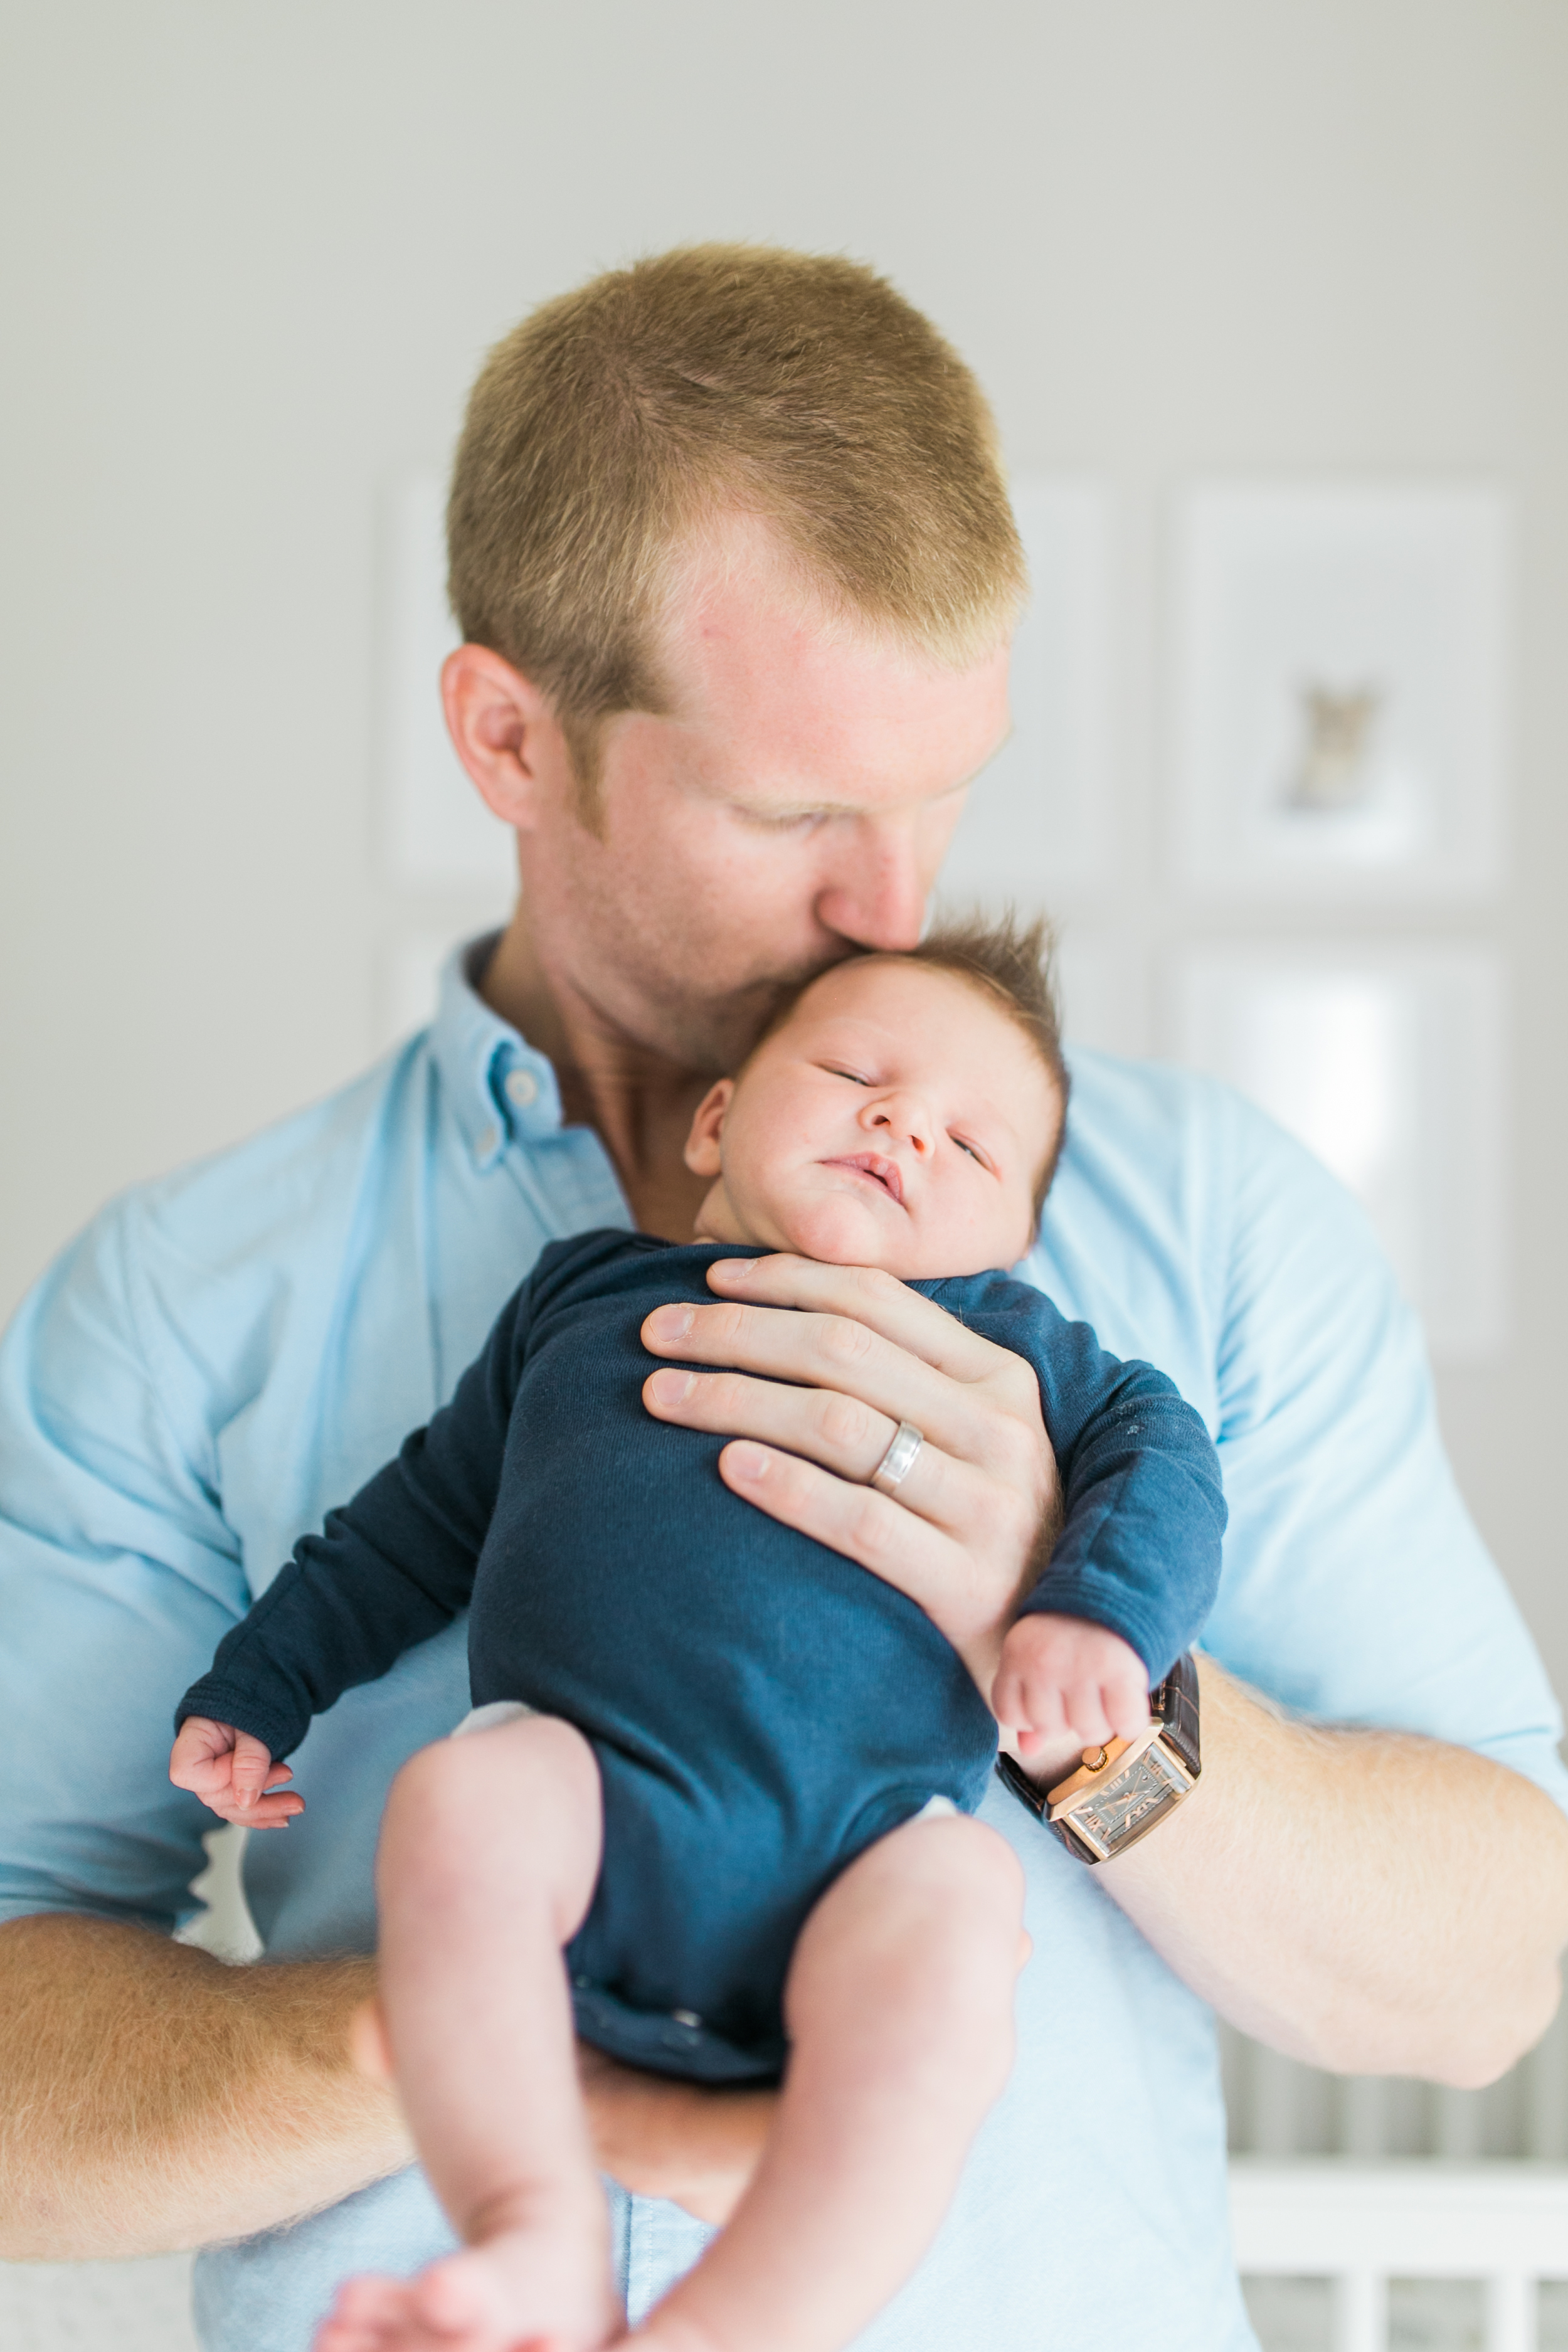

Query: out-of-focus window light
left=1177, top=951, right=1506, bottom=1362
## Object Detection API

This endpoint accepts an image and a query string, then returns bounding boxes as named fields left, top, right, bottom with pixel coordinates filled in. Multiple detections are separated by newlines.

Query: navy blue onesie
left=178, top=1231, right=1226, bottom=2081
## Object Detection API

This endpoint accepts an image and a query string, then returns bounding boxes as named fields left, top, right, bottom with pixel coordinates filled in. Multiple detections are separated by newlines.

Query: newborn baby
left=172, top=922, right=1225, bottom=2352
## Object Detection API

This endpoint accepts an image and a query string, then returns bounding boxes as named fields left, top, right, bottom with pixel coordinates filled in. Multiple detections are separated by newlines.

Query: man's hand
left=169, top=1716, right=304, bottom=1827
left=641, top=1255, right=1057, bottom=1690
left=350, top=1993, right=773, bottom=2230
left=991, top=1613, right=1150, bottom=1757
left=579, top=2046, right=774, bottom=2227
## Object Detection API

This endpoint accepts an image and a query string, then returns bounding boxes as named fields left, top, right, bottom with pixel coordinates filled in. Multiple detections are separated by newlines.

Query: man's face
left=686, top=958, right=1060, bottom=1279
left=513, top=523, right=1014, bottom=1074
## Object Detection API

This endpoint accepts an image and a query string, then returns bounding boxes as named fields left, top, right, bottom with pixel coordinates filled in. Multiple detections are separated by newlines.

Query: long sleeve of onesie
left=175, top=1274, right=534, bottom=1758
left=926, top=1269, right=1227, bottom=1680
left=176, top=1237, right=1227, bottom=1771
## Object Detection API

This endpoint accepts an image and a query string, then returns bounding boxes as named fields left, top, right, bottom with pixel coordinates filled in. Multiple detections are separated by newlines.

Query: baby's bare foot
left=314, top=2188, right=620, bottom=2352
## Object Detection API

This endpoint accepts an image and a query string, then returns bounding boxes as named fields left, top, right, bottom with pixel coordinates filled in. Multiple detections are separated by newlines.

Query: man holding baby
left=1, top=244, right=1565, bottom=2352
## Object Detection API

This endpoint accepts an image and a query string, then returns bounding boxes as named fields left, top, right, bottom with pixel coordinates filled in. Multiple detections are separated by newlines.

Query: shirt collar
left=428, top=931, right=566, bottom=1170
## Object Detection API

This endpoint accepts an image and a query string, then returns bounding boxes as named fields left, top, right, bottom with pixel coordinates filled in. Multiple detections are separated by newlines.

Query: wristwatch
left=994, top=1651, right=1202, bottom=1864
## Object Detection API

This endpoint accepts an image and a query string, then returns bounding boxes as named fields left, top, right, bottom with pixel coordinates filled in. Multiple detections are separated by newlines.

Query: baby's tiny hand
left=991, top=1614, right=1150, bottom=1759
left=169, top=1717, right=304, bottom=1828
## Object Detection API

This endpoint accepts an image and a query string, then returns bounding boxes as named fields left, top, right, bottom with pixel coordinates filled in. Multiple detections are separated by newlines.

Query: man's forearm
left=0, top=1915, right=776, bottom=2261
left=0, top=1915, right=409, bottom=2259
left=1100, top=1656, right=1568, bottom=2085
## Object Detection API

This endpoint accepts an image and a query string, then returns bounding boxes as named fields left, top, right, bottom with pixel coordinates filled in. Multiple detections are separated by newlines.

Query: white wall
left=3, top=0, right=1567, bottom=1683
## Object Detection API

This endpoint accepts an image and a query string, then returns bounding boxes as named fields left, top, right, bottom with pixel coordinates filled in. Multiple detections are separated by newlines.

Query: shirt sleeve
left=1199, top=1094, right=1568, bottom=1809
left=957, top=1279, right=1227, bottom=1680
left=0, top=1199, right=257, bottom=1933
left=175, top=1283, right=533, bottom=1760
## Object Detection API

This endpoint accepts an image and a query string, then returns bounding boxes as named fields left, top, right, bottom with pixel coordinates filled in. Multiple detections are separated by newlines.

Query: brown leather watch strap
left=993, top=1651, right=1202, bottom=1860
left=1152, top=1649, right=1201, bottom=1779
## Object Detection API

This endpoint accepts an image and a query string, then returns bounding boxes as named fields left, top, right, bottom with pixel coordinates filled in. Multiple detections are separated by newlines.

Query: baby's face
left=685, top=958, right=1061, bottom=1279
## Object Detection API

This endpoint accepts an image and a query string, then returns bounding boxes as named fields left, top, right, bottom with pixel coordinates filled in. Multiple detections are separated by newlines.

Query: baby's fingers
left=170, top=1715, right=237, bottom=1796
left=230, top=1732, right=278, bottom=1811
left=227, top=1786, right=304, bottom=1828
left=1057, top=1683, right=1119, bottom=1749
left=1103, top=1678, right=1153, bottom=1744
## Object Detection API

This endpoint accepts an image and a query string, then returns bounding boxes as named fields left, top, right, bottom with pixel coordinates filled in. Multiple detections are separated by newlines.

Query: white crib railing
left=155, top=1856, right=1568, bottom=2352
left=1231, top=2161, right=1568, bottom=2352
left=1220, top=2008, right=1568, bottom=2163
left=4, top=2168, right=1567, bottom=2351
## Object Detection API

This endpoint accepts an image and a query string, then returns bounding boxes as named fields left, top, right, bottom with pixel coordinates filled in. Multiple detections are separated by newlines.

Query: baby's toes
left=410, top=2257, right=506, bottom=2339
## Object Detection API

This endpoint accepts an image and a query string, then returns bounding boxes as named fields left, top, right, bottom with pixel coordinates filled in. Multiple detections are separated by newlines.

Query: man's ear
left=684, top=1080, right=734, bottom=1177
left=440, top=644, right=564, bottom=830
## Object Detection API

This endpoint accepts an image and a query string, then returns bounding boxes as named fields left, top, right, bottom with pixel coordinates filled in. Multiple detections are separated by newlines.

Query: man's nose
left=862, top=1090, right=935, bottom=1156
left=813, top=820, right=929, bottom=953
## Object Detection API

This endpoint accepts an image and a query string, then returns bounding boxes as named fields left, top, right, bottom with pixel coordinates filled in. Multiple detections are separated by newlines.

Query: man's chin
left=642, top=978, right=837, bottom=1079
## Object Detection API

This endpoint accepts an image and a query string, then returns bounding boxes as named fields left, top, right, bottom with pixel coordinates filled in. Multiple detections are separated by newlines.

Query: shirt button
left=477, top=1123, right=501, bottom=1159
left=506, top=1068, right=540, bottom=1109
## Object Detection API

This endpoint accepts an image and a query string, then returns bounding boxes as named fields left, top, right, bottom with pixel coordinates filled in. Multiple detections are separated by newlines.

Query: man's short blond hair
left=447, top=245, right=1027, bottom=800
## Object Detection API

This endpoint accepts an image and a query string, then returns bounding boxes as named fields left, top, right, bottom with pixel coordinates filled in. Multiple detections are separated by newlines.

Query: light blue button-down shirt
left=3, top=946, right=1563, bottom=2352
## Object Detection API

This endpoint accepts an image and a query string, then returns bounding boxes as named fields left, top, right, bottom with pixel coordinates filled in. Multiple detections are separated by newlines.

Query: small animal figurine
left=1288, top=681, right=1382, bottom=811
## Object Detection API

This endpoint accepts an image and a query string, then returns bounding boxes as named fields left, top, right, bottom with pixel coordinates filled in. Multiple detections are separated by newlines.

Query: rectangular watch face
left=1071, top=1741, right=1188, bottom=1858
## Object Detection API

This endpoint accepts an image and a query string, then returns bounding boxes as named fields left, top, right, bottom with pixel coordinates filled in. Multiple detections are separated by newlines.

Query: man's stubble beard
left=597, top=950, right=857, bottom=1080
left=532, top=820, right=862, bottom=1075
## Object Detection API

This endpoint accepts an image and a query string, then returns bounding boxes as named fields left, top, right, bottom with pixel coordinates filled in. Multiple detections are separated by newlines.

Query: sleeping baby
left=171, top=917, right=1225, bottom=2352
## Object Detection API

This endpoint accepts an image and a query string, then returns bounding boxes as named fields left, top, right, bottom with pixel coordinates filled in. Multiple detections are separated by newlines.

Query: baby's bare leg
left=317, top=1714, right=620, bottom=2352
left=630, top=1813, right=1026, bottom=2352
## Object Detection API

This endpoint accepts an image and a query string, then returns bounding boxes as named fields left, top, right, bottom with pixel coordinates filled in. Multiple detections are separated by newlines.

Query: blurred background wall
left=2, top=0, right=1565, bottom=1716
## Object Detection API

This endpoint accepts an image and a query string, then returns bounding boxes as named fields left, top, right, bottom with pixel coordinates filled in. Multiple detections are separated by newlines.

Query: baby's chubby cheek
left=765, top=1192, right=911, bottom=1274
left=719, top=1162, right=916, bottom=1274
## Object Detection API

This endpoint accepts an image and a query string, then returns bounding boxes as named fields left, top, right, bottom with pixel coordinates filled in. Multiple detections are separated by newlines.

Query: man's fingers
left=644, top=1298, right=966, bottom=1447
left=644, top=1367, right=973, bottom=1527
left=644, top=1288, right=1042, bottom=1458
left=704, top=1254, right=1007, bottom=1380
left=717, top=1439, right=995, bottom=1644
left=642, top=1260, right=1059, bottom=1677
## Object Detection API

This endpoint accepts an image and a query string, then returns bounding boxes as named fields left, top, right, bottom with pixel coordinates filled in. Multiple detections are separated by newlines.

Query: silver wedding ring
left=869, top=1420, right=924, bottom=1497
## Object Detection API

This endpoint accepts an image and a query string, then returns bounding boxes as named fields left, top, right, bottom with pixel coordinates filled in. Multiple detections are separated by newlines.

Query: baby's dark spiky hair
left=902, top=910, right=1069, bottom=1214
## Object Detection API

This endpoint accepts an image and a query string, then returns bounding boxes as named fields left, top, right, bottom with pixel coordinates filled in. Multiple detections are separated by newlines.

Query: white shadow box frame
left=937, top=478, right=1115, bottom=910
left=378, top=470, right=517, bottom=894
left=1172, top=482, right=1510, bottom=902
left=1173, top=945, right=1507, bottom=1363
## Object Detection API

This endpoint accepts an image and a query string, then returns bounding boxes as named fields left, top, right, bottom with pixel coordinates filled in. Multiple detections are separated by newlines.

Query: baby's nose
left=868, top=1094, right=933, bottom=1152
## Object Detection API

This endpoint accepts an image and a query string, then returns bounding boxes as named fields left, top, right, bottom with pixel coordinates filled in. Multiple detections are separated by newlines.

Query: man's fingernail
left=727, top=1443, right=769, bottom=1481
left=711, top=1258, right=753, bottom=1279
left=648, top=1368, right=696, bottom=1406
left=647, top=1305, right=696, bottom=1343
